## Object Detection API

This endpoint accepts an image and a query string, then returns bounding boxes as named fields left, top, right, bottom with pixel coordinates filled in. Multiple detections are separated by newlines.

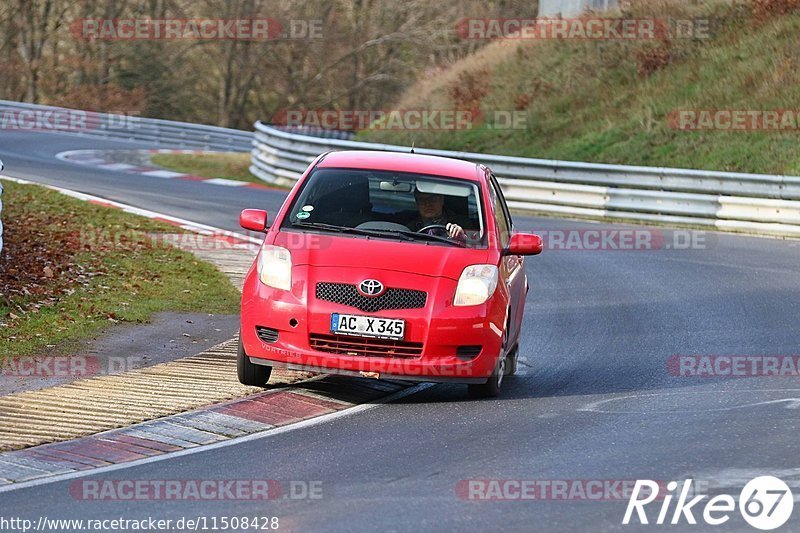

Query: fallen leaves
left=0, top=186, right=154, bottom=323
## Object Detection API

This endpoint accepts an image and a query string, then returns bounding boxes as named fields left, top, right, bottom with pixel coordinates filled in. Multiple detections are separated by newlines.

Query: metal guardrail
left=1, top=99, right=796, bottom=238
left=271, top=125, right=355, bottom=140
left=251, top=121, right=800, bottom=237
left=0, top=99, right=357, bottom=149
left=0, top=100, right=253, bottom=152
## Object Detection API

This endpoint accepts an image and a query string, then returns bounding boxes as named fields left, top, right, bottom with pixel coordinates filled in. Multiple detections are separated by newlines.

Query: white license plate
left=330, top=313, right=405, bottom=340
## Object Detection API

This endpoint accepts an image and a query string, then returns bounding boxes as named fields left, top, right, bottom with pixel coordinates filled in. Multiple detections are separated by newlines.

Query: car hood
left=273, top=231, right=491, bottom=281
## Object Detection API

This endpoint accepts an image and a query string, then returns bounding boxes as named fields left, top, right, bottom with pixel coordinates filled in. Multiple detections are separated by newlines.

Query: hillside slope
left=359, top=1, right=800, bottom=175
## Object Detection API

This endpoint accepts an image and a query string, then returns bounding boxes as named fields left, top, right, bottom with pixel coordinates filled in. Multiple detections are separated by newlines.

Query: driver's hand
left=446, top=223, right=465, bottom=239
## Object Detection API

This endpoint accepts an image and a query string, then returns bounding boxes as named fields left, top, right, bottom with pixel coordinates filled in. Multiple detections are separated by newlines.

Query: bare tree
left=0, top=0, right=537, bottom=125
left=14, top=0, right=69, bottom=102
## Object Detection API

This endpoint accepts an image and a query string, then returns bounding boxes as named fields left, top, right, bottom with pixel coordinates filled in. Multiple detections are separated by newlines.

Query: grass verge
left=0, top=179, right=240, bottom=357
left=358, top=2, right=800, bottom=175
left=150, top=152, right=265, bottom=184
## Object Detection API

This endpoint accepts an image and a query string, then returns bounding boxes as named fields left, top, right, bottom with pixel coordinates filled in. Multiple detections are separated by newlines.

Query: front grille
left=255, top=326, right=279, bottom=343
left=316, top=282, right=427, bottom=313
left=309, top=333, right=423, bottom=359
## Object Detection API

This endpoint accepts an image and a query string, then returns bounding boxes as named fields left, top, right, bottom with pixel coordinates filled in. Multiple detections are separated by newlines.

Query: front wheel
left=467, top=355, right=505, bottom=399
left=237, top=334, right=272, bottom=386
left=505, top=344, right=519, bottom=376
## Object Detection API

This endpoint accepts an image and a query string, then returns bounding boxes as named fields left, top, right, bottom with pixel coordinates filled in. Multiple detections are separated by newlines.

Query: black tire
left=237, top=335, right=272, bottom=387
left=505, top=344, right=519, bottom=376
left=468, top=324, right=510, bottom=399
left=468, top=354, right=506, bottom=399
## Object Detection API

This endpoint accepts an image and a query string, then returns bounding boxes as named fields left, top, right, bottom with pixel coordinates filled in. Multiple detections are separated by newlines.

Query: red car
left=238, top=150, right=542, bottom=397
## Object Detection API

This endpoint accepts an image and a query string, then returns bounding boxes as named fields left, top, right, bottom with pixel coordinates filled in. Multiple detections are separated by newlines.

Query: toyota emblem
left=358, top=279, right=385, bottom=297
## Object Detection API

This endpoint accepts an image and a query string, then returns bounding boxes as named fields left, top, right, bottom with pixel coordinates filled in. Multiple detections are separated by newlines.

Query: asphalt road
left=1, top=131, right=799, bottom=532
left=0, top=131, right=286, bottom=231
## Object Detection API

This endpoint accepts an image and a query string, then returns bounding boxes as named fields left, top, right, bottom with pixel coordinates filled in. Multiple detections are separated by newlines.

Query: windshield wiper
left=291, top=221, right=351, bottom=233
left=362, top=228, right=463, bottom=247
left=291, top=221, right=416, bottom=241
left=291, top=221, right=462, bottom=245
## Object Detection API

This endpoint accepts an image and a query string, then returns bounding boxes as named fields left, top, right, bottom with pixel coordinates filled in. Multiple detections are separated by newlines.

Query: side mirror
left=504, top=233, right=542, bottom=256
left=240, top=209, right=268, bottom=232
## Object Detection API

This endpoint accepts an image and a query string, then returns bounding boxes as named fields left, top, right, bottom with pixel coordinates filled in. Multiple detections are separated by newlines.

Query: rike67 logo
left=624, top=476, right=794, bottom=530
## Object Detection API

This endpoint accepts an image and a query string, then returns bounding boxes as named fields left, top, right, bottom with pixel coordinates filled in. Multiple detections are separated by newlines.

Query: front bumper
left=240, top=267, right=505, bottom=383
left=247, top=356, right=489, bottom=384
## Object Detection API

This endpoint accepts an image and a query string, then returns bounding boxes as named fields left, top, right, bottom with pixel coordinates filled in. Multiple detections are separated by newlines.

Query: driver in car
left=408, top=189, right=467, bottom=239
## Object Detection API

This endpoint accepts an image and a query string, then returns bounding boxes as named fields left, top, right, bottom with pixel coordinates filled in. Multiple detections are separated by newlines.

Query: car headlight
left=454, top=264, right=499, bottom=306
left=257, top=245, right=292, bottom=291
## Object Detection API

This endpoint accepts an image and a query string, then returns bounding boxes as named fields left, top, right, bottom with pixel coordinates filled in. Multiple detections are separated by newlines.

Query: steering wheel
left=417, top=224, right=450, bottom=237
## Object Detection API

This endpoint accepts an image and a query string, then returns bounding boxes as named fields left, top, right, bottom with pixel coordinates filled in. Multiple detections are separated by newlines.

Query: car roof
left=315, top=150, right=485, bottom=182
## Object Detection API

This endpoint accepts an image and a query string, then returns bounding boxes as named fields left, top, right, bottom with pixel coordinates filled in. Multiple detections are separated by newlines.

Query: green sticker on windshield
left=296, top=211, right=311, bottom=220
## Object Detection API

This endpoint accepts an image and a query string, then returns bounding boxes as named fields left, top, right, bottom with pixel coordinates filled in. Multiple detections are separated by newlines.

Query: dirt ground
left=0, top=311, right=240, bottom=395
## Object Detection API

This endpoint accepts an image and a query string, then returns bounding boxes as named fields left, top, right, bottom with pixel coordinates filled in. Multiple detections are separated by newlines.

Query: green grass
left=358, top=4, right=800, bottom=175
left=151, top=152, right=265, bottom=184
left=0, top=179, right=240, bottom=357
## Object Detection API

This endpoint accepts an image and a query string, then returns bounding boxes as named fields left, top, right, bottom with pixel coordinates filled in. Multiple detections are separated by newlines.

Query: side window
left=489, top=177, right=512, bottom=248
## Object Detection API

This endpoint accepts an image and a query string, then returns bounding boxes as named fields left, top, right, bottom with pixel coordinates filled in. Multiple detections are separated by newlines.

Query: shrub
left=448, top=69, right=491, bottom=110
left=752, top=0, right=800, bottom=22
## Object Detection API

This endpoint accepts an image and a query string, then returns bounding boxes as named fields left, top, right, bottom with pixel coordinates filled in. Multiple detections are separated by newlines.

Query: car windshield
left=281, top=168, right=485, bottom=246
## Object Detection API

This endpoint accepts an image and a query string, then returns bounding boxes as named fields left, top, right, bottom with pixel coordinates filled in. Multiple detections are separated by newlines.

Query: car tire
left=468, top=354, right=506, bottom=399
left=468, top=323, right=511, bottom=399
left=237, top=334, right=272, bottom=387
left=505, top=344, right=519, bottom=376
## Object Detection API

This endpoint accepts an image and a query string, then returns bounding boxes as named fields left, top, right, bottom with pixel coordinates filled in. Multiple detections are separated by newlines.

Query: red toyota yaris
left=238, top=150, right=542, bottom=397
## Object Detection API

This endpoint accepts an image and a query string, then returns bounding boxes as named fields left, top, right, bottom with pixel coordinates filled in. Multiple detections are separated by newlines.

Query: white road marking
left=141, top=169, right=186, bottom=178
left=98, top=163, right=137, bottom=171
left=579, top=389, right=800, bottom=414
left=54, top=149, right=91, bottom=161
left=0, top=175, right=262, bottom=245
left=204, top=178, right=249, bottom=187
